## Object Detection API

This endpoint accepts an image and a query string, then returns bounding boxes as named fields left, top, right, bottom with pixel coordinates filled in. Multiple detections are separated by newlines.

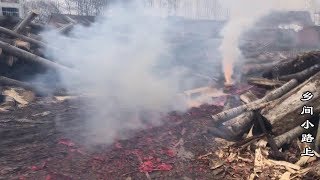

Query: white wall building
left=306, top=0, right=320, bottom=25
left=0, top=0, right=24, bottom=18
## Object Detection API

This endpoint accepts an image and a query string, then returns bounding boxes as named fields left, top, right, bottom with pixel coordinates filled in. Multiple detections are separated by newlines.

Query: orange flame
left=223, top=62, right=233, bottom=85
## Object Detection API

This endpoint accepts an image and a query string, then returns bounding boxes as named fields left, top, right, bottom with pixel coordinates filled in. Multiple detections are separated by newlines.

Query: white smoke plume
left=42, top=2, right=192, bottom=144
left=219, top=0, right=308, bottom=84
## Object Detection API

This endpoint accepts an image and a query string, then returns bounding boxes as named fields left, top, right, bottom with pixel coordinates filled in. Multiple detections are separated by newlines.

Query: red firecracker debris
left=139, top=161, right=154, bottom=172
left=70, top=148, right=86, bottom=155
left=166, top=149, right=176, bottom=157
left=156, top=163, right=173, bottom=171
left=45, top=175, right=52, bottom=180
left=93, top=156, right=104, bottom=162
left=30, top=162, right=47, bottom=171
left=115, top=142, right=122, bottom=149
left=58, top=138, right=75, bottom=147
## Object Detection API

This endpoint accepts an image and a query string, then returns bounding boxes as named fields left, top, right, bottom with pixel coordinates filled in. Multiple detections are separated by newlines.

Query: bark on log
left=274, top=126, right=307, bottom=148
left=261, top=71, right=320, bottom=135
left=13, top=11, right=38, bottom=33
left=223, top=91, right=258, bottom=139
left=211, top=79, right=298, bottom=124
left=279, top=64, right=320, bottom=82
left=0, top=40, right=75, bottom=73
left=247, top=77, right=286, bottom=87
left=0, top=26, right=46, bottom=47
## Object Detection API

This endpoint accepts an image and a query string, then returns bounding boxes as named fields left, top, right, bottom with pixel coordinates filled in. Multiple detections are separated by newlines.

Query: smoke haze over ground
left=40, top=0, right=309, bottom=145
left=42, top=2, right=198, bottom=144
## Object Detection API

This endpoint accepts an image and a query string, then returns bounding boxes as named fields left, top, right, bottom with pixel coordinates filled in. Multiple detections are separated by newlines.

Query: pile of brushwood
left=206, top=51, right=320, bottom=178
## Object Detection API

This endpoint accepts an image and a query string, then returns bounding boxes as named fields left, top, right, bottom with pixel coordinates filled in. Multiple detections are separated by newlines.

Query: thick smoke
left=42, top=3, right=190, bottom=144
left=219, top=0, right=307, bottom=83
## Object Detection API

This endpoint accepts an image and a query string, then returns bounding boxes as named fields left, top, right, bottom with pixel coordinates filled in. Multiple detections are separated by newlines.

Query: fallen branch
left=211, top=79, right=298, bottom=124
left=0, top=40, right=75, bottom=74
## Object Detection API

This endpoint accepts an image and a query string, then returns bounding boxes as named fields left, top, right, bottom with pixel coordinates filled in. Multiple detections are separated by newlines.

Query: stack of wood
left=0, top=12, right=77, bottom=99
left=209, top=51, right=320, bottom=157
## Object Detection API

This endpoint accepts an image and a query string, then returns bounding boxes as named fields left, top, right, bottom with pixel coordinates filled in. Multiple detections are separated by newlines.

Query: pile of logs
left=209, top=51, right=320, bottom=157
left=0, top=12, right=77, bottom=98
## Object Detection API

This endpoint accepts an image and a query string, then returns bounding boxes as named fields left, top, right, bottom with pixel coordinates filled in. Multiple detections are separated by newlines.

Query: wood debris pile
left=202, top=49, right=320, bottom=178
left=0, top=12, right=78, bottom=111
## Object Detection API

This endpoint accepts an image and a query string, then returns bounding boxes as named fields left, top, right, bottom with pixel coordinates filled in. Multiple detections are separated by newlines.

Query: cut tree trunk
left=0, top=40, right=75, bottom=74
left=261, top=71, right=320, bottom=135
left=13, top=11, right=38, bottom=33
left=223, top=91, right=258, bottom=139
left=211, top=79, right=298, bottom=124
left=0, top=26, right=46, bottom=47
left=279, top=64, right=320, bottom=82
left=274, top=126, right=307, bottom=148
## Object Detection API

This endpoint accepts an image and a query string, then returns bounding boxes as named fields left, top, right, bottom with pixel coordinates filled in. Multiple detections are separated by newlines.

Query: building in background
left=0, top=0, right=24, bottom=18
left=306, top=0, right=320, bottom=25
